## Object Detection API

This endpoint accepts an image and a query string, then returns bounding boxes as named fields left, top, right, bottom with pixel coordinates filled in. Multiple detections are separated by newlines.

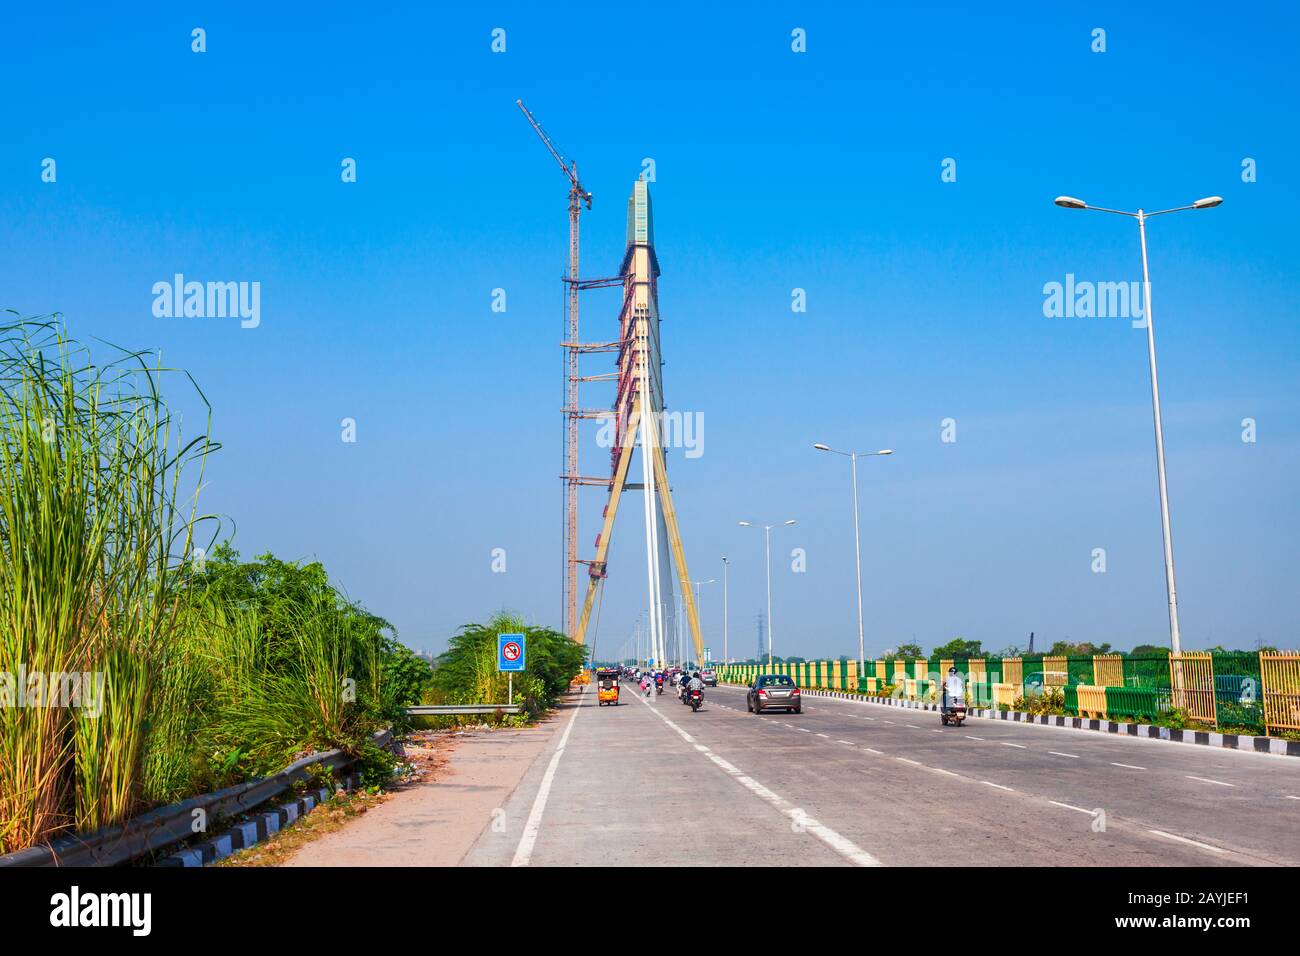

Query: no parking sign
left=498, top=633, right=526, bottom=672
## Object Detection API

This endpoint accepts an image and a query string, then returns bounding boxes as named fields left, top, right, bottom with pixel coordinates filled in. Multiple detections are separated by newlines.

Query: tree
left=1129, top=644, right=1171, bottom=658
left=1047, top=640, right=1112, bottom=657
left=932, top=638, right=982, bottom=658
left=896, top=642, right=924, bottom=659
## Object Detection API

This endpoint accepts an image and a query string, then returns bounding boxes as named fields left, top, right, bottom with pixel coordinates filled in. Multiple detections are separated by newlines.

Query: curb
left=156, top=773, right=363, bottom=867
left=721, top=683, right=1300, bottom=757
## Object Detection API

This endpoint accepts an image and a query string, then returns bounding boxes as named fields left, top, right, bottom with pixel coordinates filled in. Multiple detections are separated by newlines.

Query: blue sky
left=2, top=2, right=1297, bottom=658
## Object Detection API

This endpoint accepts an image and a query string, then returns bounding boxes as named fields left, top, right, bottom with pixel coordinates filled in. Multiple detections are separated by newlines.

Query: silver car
left=747, top=674, right=802, bottom=714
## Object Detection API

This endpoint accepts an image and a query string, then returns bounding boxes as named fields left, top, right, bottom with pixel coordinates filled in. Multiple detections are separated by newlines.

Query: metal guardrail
left=0, top=729, right=391, bottom=868
left=406, top=704, right=521, bottom=715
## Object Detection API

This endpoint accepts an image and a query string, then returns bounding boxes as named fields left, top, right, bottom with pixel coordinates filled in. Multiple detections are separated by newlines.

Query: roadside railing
left=717, top=650, right=1300, bottom=735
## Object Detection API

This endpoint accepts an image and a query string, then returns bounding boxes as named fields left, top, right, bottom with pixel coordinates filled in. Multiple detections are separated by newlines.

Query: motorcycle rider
left=687, top=670, right=705, bottom=700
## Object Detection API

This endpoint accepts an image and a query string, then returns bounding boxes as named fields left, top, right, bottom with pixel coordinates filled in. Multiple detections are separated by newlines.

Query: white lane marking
left=1049, top=800, right=1093, bottom=814
left=1185, top=775, right=1235, bottom=788
left=964, top=735, right=984, bottom=741
left=931, top=768, right=961, bottom=777
left=512, top=688, right=585, bottom=867
left=931, top=729, right=944, bottom=733
left=837, top=740, right=854, bottom=745
left=635, top=688, right=882, bottom=866
left=882, top=721, right=895, bottom=725
left=816, top=733, right=830, bottom=738
left=1048, top=751, right=1080, bottom=759
left=904, top=724, right=921, bottom=729
left=1148, top=829, right=1226, bottom=854
left=861, top=716, right=875, bottom=721
left=1001, top=742, right=1027, bottom=749
left=897, top=757, right=922, bottom=766
left=865, top=748, right=883, bottom=755
left=1286, top=795, right=1299, bottom=801
left=982, top=781, right=1014, bottom=792
left=799, top=728, right=812, bottom=733
left=1111, top=762, right=1145, bottom=770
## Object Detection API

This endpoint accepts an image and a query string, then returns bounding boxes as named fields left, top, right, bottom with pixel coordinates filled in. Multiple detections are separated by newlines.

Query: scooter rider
left=942, top=666, right=964, bottom=711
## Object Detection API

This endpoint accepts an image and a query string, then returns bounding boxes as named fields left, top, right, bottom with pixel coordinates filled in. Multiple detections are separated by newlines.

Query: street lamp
left=1053, top=193, right=1222, bottom=655
left=721, top=557, right=730, bottom=664
left=739, top=519, right=796, bottom=667
left=814, top=444, right=893, bottom=679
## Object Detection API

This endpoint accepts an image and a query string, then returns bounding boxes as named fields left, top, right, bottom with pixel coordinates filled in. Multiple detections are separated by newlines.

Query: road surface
left=464, top=681, right=1300, bottom=866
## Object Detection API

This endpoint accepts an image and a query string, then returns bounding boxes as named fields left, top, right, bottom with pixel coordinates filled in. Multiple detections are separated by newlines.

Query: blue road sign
left=498, top=633, right=526, bottom=672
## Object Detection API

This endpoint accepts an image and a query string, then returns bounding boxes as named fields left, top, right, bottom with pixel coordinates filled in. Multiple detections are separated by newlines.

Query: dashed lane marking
left=1111, top=762, right=1145, bottom=770
left=1148, top=829, right=1226, bottom=854
left=982, top=781, right=1015, bottom=792
left=1049, top=800, right=1094, bottom=814
left=1185, top=775, right=1235, bottom=788
left=633, top=688, right=883, bottom=866
left=1048, top=751, right=1080, bottom=759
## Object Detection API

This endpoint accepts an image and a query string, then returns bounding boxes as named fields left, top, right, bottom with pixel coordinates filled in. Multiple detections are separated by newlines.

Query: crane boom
left=516, top=99, right=591, bottom=208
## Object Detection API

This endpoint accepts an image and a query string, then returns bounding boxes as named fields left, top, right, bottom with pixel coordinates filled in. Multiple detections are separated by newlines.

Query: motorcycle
left=686, top=687, right=703, bottom=712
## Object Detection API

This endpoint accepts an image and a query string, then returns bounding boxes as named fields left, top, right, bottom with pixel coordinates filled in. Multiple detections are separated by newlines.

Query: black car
left=747, top=674, right=801, bottom=714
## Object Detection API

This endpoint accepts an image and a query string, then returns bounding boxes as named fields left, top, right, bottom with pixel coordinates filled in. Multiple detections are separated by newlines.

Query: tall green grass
left=0, top=317, right=214, bottom=849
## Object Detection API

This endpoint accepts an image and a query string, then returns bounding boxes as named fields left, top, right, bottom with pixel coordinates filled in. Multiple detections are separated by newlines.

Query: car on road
left=747, top=674, right=801, bottom=714
left=701, top=668, right=717, bottom=687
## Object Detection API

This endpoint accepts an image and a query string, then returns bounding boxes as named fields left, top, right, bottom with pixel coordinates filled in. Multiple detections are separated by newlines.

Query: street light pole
left=1054, top=193, right=1221, bottom=655
left=692, top=579, right=715, bottom=666
left=722, top=557, right=730, bottom=664
left=739, top=519, right=796, bottom=668
left=814, top=445, right=893, bottom=679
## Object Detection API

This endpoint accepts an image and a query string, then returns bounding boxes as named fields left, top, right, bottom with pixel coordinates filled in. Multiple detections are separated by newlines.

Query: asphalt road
left=464, top=681, right=1300, bottom=866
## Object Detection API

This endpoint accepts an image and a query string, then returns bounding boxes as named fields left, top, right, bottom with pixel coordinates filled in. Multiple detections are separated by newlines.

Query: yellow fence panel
left=1169, top=653, right=1216, bottom=726
left=992, top=683, right=1018, bottom=708
left=1093, top=655, right=1124, bottom=688
left=1003, top=658, right=1023, bottom=687
left=1261, top=653, right=1300, bottom=733
left=875, top=660, right=886, bottom=681
left=1076, top=685, right=1107, bottom=718
left=1043, top=656, right=1068, bottom=689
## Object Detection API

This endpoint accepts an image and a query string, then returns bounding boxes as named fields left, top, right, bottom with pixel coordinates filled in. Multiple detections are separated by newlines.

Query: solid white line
left=511, top=689, right=585, bottom=867
left=1148, top=829, right=1226, bottom=854
left=635, top=688, right=882, bottom=866
left=1048, top=751, right=1080, bottom=759
left=1049, top=800, right=1093, bottom=814
left=1001, top=742, right=1027, bottom=749
left=1185, top=775, right=1235, bottom=788
left=1111, top=762, right=1145, bottom=770
left=982, top=781, right=1014, bottom=792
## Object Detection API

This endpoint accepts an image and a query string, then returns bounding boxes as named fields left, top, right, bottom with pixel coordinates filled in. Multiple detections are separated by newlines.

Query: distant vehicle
left=701, top=669, right=717, bottom=687
left=747, top=674, right=801, bottom=714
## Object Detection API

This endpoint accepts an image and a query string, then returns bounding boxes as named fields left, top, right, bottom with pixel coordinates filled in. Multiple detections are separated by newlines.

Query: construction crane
left=517, top=99, right=592, bottom=639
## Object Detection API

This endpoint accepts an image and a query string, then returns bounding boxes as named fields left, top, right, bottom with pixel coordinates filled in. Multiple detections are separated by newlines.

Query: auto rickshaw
left=596, top=668, right=620, bottom=706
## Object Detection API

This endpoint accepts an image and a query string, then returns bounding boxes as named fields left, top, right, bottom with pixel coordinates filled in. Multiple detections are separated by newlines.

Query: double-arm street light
left=813, top=444, right=893, bottom=678
left=738, top=519, right=796, bottom=667
left=1053, top=193, right=1222, bottom=655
